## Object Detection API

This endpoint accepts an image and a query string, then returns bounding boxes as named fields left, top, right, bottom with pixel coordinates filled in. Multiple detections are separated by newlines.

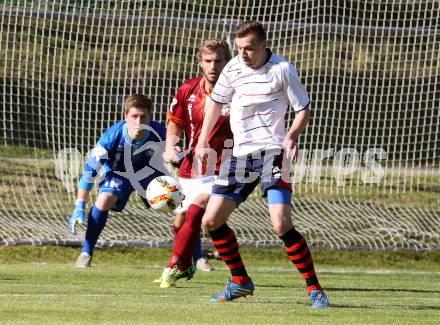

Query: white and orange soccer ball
left=146, top=176, right=182, bottom=212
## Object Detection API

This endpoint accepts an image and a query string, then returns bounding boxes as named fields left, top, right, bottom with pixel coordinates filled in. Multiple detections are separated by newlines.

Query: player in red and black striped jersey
left=156, top=39, right=233, bottom=287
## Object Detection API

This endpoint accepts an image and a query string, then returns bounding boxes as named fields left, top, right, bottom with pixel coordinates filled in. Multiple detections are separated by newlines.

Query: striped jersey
left=167, top=76, right=233, bottom=178
left=211, top=49, right=310, bottom=156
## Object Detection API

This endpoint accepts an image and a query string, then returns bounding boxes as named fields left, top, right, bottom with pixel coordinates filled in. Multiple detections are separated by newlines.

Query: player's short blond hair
left=234, top=21, right=266, bottom=42
left=124, top=94, right=153, bottom=115
left=197, top=39, right=232, bottom=63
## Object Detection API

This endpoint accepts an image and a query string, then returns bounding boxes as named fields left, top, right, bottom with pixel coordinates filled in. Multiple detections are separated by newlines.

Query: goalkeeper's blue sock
left=82, top=205, right=109, bottom=256
left=192, top=238, right=203, bottom=261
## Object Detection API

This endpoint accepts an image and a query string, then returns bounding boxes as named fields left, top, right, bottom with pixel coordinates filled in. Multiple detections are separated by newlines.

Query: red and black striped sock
left=209, top=223, right=249, bottom=285
left=280, top=227, right=322, bottom=294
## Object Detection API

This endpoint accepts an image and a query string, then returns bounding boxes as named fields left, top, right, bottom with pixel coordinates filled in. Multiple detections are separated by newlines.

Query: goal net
left=1, top=1, right=439, bottom=250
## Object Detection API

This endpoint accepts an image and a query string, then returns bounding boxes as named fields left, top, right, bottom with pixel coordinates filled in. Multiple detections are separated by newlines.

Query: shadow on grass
left=329, top=303, right=440, bottom=311
left=196, top=280, right=287, bottom=289
left=327, top=287, right=440, bottom=294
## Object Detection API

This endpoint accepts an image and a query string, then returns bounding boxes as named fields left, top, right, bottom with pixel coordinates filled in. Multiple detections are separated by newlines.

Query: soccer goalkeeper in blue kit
left=68, top=94, right=166, bottom=267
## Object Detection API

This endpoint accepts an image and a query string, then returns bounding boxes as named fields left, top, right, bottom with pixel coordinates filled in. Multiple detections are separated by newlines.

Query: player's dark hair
left=234, top=21, right=266, bottom=42
left=197, top=39, right=232, bottom=63
left=124, top=94, right=153, bottom=114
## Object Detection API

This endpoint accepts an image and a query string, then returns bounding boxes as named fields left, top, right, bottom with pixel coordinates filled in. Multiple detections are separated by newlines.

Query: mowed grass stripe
left=1, top=257, right=440, bottom=324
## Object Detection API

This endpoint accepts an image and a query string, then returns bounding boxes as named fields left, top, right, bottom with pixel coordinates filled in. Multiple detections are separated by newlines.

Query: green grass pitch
left=1, top=247, right=439, bottom=324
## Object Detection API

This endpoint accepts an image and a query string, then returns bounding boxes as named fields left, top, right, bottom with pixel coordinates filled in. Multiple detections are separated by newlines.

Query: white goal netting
left=0, top=1, right=439, bottom=250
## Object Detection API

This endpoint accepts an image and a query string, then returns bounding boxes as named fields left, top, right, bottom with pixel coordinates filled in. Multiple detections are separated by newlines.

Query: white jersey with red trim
left=211, top=50, right=310, bottom=156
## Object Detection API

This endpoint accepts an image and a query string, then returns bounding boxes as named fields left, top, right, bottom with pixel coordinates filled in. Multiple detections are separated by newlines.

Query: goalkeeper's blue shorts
left=98, top=171, right=162, bottom=212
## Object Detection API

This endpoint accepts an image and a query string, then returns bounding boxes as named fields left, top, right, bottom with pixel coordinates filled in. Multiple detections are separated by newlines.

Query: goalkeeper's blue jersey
left=78, top=120, right=166, bottom=191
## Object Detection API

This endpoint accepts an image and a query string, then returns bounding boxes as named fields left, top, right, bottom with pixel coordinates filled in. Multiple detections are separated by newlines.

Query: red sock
left=168, top=224, right=182, bottom=268
left=173, top=224, right=181, bottom=234
left=209, top=223, right=249, bottom=285
left=166, top=204, right=204, bottom=270
left=280, top=227, right=322, bottom=294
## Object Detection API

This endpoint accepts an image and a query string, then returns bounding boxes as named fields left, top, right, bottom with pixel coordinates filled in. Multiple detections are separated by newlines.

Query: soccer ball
left=146, top=176, right=182, bottom=212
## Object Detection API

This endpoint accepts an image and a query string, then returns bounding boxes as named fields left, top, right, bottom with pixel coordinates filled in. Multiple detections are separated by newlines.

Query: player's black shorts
left=212, top=148, right=292, bottom=206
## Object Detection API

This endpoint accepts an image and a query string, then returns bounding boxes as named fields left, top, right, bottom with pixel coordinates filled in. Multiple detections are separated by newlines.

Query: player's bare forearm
left=164, top=120, right=184, bottom=163
left=166, top=120, right=183, bottom=149
left=77, top=188, right=90, bottom=203
left=286, top=108, right=310, bottom=141
left=198, top=99, right=222, bottom=145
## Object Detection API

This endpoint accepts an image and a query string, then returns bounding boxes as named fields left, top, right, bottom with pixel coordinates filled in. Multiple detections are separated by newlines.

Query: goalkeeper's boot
left=309, top=290, right=330, bottom=308
left=195, top=257, right=214, bottom=272
left=210, top=278, right=254, bottom=302
left=75, top=252, right=92, bottom=268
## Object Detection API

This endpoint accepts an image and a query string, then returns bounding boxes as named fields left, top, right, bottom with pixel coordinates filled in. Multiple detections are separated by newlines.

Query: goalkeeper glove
left=68, top=199, right=86, bottom=234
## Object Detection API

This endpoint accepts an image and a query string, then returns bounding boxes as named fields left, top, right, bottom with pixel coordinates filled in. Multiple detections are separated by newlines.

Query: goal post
left=0, top=1, right=439, bottom=250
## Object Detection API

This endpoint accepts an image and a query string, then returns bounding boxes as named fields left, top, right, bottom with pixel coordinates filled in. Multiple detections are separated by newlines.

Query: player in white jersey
left=195, top=21, right=329, bottom=308
left=212, top=46, right=310, bottom=157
